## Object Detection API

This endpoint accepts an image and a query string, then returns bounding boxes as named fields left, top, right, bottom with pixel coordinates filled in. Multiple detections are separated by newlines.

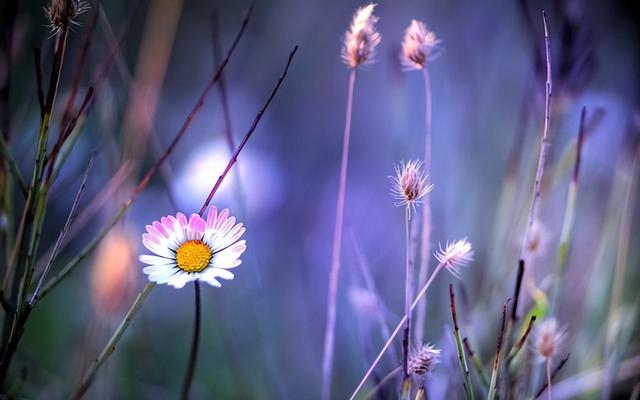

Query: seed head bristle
left=341, top=3, right=382, bottom=69
left=390, top=160, right=433, bottom=215
left=46, top=0, right=89, bottom=34
left=434, top=239, right=474, bottom=279
left=401, top=19, right=441, bottom=70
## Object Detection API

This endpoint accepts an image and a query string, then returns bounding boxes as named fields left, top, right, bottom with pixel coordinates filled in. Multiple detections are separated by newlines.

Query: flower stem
left=403, top=206, right=412, bottom=379
left=71, top=282, right=155, bottom=400
left=180, top=281, right=201, bottom=399
left=546, top=359, right=552, bottom=400
left=349, top=262, right=445, bottom=400
left=321, top=67, right=356, bottom=400
left=415, top=67, right=432, bottom=344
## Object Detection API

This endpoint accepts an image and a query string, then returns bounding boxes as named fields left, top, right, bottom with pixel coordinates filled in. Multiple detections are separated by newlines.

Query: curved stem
left=321, top=68, right=356, bottom=400
left=71, top=283, right=155, bottom=399
left=180, top=281, right=201, bottom=399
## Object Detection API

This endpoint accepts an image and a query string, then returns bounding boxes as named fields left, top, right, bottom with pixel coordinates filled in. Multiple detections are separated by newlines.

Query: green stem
left=71, top=283, right=155, bottom=399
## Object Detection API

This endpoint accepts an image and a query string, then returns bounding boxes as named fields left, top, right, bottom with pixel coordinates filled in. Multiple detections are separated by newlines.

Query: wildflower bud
left=401, top=20, right=441, bottom=70
left=434, top=239, right=474, bottom=279
left=390, top=160, right=433, bottom=213
left=341, top=4, right=381, bottom=69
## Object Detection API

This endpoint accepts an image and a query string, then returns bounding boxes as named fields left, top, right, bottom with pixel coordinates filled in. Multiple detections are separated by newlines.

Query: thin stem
left=31, top=157, right=94, bottom=304
left=402, top=206, right=412, bottom=379
left=180, top=281, right=201, bottom=399
left=546, top=359, right=552, bottom=400
left=533, top=354, right=569, bottom=399
left=199, top=46, right=298, bottom=216
left=321, top=67, right=356, bottom=400
left=349, top=262, right=445, bottom=400
left=415, top=67, right=433, bottom=343
left=506, top=315, right=536, bottom=364
left=463, top=337, right=490, bottom=389
left=488, top=301, right=509, bottom=400
left=517, top=10, right=552, bottom=313
left=70, top=283, right=155, bottom=400
left=0, top=135, right=26, bottom=196
left=450, top=285, right=474, bottom=400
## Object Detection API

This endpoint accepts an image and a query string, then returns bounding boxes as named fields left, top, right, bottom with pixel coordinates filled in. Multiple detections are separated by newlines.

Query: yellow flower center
left=175, top=240, right=212, bottom=273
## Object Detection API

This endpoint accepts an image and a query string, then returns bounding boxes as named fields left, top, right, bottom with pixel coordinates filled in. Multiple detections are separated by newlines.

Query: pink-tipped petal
left=206, top=206, right=218, bottom=229
left=188, top=213, right=206, bottom=237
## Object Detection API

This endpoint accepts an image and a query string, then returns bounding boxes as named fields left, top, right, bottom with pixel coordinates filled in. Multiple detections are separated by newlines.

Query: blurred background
left=1, top=0, right=639, bottom=398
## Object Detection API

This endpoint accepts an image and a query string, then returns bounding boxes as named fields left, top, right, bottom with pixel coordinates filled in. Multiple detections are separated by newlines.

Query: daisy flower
left=139, top=207, right=246, bottom=289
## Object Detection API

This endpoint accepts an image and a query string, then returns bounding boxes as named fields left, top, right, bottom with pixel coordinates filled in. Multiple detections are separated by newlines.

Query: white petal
left=139, top=254, right=175, bottom=266
left=142, top=238, right=174, bottom=258
left=208, top=268, right=234, bottom=280
left=199, top=274, right=222, bottom=287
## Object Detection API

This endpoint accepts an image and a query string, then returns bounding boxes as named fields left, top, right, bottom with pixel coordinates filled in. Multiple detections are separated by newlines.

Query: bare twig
left=31, top=157, right=94, bottom=303
left=322, top=66, right=356, bottom=400
left=199, top=45, right=298, bottom=215
left=516, top=10, right=553, bottom=316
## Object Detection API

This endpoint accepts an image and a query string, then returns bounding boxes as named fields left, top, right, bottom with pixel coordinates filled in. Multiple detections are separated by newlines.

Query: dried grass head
left=401, top=19, right=441, bottom=70
left=341, top=4, right=382, bottom=69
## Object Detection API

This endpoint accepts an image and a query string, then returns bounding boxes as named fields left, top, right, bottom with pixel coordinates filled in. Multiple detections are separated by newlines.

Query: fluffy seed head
left=434, top=239, right=474, bottom=279
left=535, top=318, right=566, bottom=361
left=390, top=160, right=433, bottom=214
left=341, top=4, right=381, bottom=68
left=46, top=0, right=89, bottom=33
left=401, top=19, right=441, bottom=70
left=408, top=344, right=441, bottom=385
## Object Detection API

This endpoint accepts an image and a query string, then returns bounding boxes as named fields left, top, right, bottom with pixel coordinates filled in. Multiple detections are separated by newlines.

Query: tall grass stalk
left=321, top=67, right=356, bottom=400
left=415, top=68, right=432, bottom=344
left=402, top=207, right=413, bottom=384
